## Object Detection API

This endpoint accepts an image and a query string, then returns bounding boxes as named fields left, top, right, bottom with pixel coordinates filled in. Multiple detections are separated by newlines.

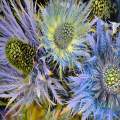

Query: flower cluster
left=0, top=0, right=120, bottom=120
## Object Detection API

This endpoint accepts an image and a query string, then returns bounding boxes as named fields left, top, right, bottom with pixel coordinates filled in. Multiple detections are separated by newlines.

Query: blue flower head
left=0, top=0, right=39, bottom=76
left=0, top=0, right=39, bottom=115
left=37, top=0, right=91, bottom=79
left=0, top=0, right=67, bottom=116
left=68, top=19, right=120, bottom=120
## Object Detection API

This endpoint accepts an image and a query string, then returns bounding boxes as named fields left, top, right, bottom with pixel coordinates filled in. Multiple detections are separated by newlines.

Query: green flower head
left=5, top=37, right=36, bottom=76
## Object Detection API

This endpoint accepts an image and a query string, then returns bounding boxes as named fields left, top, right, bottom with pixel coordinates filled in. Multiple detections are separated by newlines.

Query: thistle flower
left=0, top=0, right=38, bottom=113
left=0, top=0, right=39, bottom=76
left=68, top=20, right=120, bottom=120
left=0, top=0, right=67, bottom=116
left=84, top=0, right=118, bottom=22
left=37, top=0, right=91, bottom=78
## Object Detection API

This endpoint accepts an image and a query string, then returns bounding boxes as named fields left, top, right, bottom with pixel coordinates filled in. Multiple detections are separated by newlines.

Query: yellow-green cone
left=86, top=0, right=118, bottom=22
left=54, top=22, right=74, bottom=49
left=5, top=37, right=36, bottom=76
left=103, top=66, right=120, bottom=93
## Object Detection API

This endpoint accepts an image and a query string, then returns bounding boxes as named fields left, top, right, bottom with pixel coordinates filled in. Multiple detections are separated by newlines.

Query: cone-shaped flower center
left=54, top=22, right=74, bottom=49
left=5, top=38, right=36, bottom=75
left=87, top=0, right=117, bottom=21
left=103, top=66, right=120, bottom=92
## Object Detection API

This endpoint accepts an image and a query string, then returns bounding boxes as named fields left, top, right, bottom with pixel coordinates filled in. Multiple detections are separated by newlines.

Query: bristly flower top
left=68, top=19, right=120, bottom=120
left=36, top=0, right=91, bottom=79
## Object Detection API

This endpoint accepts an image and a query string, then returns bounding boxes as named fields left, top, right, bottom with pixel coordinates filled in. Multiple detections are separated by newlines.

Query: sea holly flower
left=85, top=20, right=120, bottom=119
left=0, top=0, right=67, bottom=116
left=0, top=0, right=39, bottom=76
left=68, top=20, right=120, bottom=120
left=36, top=0, right=91, bottom=79
left=0, top=0, right=39, bottom=111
